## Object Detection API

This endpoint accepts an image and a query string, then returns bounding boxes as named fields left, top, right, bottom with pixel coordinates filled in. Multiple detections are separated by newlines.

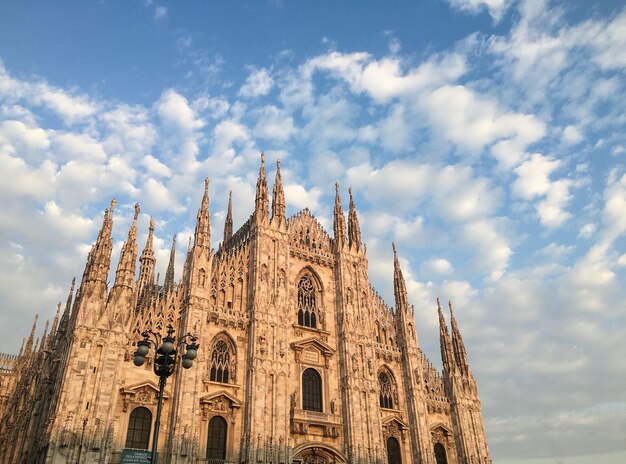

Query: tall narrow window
left=297, top=276, right=317, bottom=329
left=210, top=339, right=232, bottom=383
left=125, top=407, right=152, bottom=450
left=302, top=368, right=322, bottom=412
left=379, top=372, right=394, bottom=409
left=206, top=415, right=227, bottom=460
left=387, top=437, right=402, bottom=464
left=434, top=443, right=448, bottom=464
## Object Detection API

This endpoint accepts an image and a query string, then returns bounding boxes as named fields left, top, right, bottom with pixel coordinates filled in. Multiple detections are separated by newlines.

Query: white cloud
left=562, top=125, right=583, bottom=145
left=141, top=154, right=172, bottom=178
left=422, top=258, right=454, bottom=275
left=253, top=105, right=295, bottom=142
left=213, top=119, right=249, bottom=154
left=0, top=64, right=97, bottom=125
left=425, top=85, right=545, bottom=156
left=579, top=223, right=596, bottom=238
left=445, top=0, right=513, bottom=22
left=284, top=184, right=322, bottom=211
left=157, top=89, right=204, bottom=133
left=306, top=51, right=466, bottom=103
left=462, top=218, right=512, bottom=280
left=513, top=154, right=560, bottom=199
left=52, top=132, right=107, bottom=162
left=239, top=68, right=274, bottom=98
left=154, top=6, right=167, bottom=20
left=0, top=120, right=49, bottom=157
left=512, top=154, right=573, bottom=228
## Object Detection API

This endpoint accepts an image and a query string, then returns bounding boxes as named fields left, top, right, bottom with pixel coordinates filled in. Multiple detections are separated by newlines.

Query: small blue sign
left=121, top=449, right=157, bottom=464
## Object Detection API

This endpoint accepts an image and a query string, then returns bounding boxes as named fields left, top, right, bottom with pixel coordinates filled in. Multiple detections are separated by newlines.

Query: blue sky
left=1, top=0, right=625, bottom=462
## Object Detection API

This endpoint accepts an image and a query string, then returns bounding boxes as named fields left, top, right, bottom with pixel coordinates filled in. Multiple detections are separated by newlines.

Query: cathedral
left=0, top=155, right=491, bottom=464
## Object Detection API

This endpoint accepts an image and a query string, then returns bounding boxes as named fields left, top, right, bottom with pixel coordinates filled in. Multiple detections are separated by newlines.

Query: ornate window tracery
left=297, top=276, right=318, bottom=329
left=125, top=406, right=152, bottom=450
left=379, top=371, right=395, bottom=409
left=210, top=338, right=234, bottom=384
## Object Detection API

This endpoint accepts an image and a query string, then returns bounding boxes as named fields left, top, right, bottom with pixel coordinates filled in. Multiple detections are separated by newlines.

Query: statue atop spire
left=163, top=235, right=177, bottom=295
left=224, top=191, right=233, bottom=244
left=255, top=153, right=269, bottom=222
left=333, top=182, right=347, bottom=250
left=113, top=203, right=140, bottom=290
left=137, top=217, right=156, bottom=303
left=271, top=159, right=286, bottom=225
left=194, top=177, right=211, bottom=249
left=24, top=313, right=38, bottom=355
left=83, top=199, right=116, bottom=286
left=348, top=187, right=362, bottom=252
left=438, top=298, right=455, bottom=372
left=449, top=301, right=470, bottom=376
left=392, top=243, right=409, bottom=311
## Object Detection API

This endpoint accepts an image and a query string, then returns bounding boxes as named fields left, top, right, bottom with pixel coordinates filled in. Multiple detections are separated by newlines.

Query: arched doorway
left=434, top=443, right=448, bottom=464
left=386, top=436, right=402, bottom=464
left=292, top=444, right=347, bottom=464
left=206, top=415, right=227, bottom=460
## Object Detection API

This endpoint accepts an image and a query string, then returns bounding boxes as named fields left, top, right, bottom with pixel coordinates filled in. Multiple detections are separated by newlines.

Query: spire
left=113, top=203, right=140, bottom=289
left=392, top=243, right=409, bottom=311
left=84, top=198, right=116, bottom=285
left=59, top=278, right=75, bottom=335
left=163, top=235, right=176, bottom=294
left=137, top=217, right=156, bottom=299
left=347, top=187, right=362, bottom=252
left=449, top=301, right=470, bottom=376
left=255, top=153, right=269, bottom=222
left=18, top=337, right=25, bottom=357
left=182, top=236, right=193, bottom=286
left=47, top=303, right=61, bottom=349
left=39, top=319, right=49, bottom=351
left=24, top=313, right=38, bottom=355
left=333, top=182, right=347, bottom=249
left=271, top=159, right=286, bottom=224
left=438, top=298, right=455, bottom=372
left=224, top=191, right=233, bottom=244
left=193, top=178, right=211, bottom=249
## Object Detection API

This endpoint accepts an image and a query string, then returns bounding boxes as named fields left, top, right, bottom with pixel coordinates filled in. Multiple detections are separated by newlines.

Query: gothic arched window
left=206, top=415, right=227, bottom=460
left=125, top=407, right=152, bottom=450
left=434, top=443, right=448, bottom=464
left=387, top=436, right=402, bottom=464
left=297, top=276, right=318, bottom=329
left=302, top=368, right=322, bottom=412
left=210, top=338, right=233, bottom=383
left=379, top=371, right=395, bottom=409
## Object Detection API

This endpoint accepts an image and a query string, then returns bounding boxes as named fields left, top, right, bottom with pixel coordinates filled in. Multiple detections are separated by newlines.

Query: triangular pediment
left=200, top=390, right=242, bottom=408
left=431, top=423, right=453, bottom=435
left=382, top=416, right=409, bottom=430
left=290, top=337, right=336, bottom=357
left=120, top=380, right=169, bottom=399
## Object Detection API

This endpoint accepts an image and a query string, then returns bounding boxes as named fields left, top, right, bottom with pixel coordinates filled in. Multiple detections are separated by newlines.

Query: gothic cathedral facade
left=0, top=155, right=491, bottom=464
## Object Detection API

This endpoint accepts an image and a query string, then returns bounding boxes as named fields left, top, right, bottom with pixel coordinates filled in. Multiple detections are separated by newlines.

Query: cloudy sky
left=1, top=0, right=625, bottom=462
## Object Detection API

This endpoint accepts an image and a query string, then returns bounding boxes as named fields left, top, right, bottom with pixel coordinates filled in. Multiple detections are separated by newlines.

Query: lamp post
left=133, top=324, right=199, bottom=464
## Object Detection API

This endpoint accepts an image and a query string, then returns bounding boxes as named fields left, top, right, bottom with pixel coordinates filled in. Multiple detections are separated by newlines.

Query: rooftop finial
left=134, top=203, right=140, bottom=220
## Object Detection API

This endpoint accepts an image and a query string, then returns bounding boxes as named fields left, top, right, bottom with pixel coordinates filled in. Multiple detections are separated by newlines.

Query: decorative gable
left=119, top=380, right=170, bottom=411
left=200, top=390, right=242, bottom=419
left=290, top=337, right=336, bottom=367
left=382, top=416, right=408, bottom=440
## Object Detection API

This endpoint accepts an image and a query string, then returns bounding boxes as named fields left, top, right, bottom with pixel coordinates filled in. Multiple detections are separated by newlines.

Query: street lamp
left=133, top=324, right=199, bottom=464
